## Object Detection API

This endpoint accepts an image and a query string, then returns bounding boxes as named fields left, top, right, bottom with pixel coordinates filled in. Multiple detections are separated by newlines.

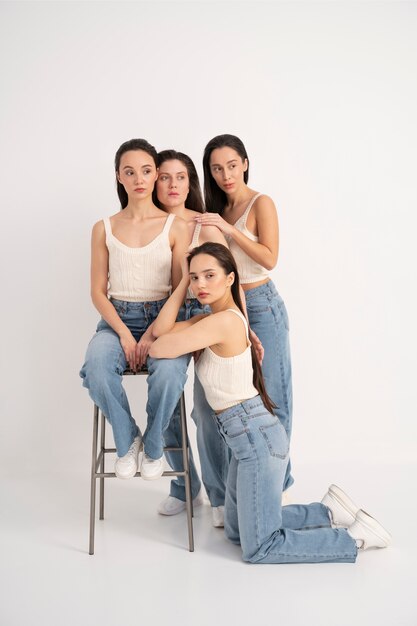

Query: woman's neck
left=163, top=204, right=196, bottom=221
left=124, top=197, right=158, bottom=218
left=225, top=184, right=256, bottom=210
left=210, top=293, right=238, bottom=314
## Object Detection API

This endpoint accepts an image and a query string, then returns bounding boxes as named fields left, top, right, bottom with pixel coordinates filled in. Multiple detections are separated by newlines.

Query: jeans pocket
left=259, top=419, right=289, bottom=459
left=220, top=416, right=248, bottom=439
left=111, top=300, right=127, bottom=316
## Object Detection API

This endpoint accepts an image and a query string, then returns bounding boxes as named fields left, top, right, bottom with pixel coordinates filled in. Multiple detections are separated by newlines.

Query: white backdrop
left=1, top=1, right=416, bottom=477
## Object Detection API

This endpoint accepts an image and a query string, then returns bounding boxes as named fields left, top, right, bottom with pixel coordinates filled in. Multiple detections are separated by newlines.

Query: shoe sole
left=115, top=468, right=138, bottom=479
left=321, top=484, right=359, bottom=525
left=355, top=510, right=392, bottom=548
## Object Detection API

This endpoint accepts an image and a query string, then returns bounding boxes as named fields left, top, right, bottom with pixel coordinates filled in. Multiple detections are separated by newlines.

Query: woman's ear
left=243, top=158, right=248, bottom=172
left=227, top=271, right=235, bottom=287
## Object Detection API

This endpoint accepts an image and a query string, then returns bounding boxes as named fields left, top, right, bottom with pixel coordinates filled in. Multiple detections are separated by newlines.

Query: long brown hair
left=187, top=242, right=275, bottom=414
left=202, top=134, right=250, bottom=215
left=114, top=138, right=158, bottom=209
left=154, top=149, right=205, bottom=213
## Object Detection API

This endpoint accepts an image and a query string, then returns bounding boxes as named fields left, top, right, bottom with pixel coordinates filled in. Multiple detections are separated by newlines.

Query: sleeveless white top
left=103, top=214, right=174, bottom=302
left=227, top=193, right=270, bottom=284
left=195, top=309, right=258, bottom=411
left=189, top=221, right=202, bottom=251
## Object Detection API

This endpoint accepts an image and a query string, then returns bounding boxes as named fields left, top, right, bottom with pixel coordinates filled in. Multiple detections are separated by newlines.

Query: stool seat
left=89, top=366, right=194, bottom=554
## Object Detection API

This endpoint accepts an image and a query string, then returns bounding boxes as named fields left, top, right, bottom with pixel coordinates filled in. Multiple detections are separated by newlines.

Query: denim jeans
left=245, top=280, right=294, bottom=490
left=163, top=299, right=230, bottom=505
left=80, top=298, right=190, bottom=459
left=216, top=396, right=357, bottom=564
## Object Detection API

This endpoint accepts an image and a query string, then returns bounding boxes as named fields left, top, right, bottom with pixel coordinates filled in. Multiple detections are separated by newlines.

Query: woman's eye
left=144, top=169, right=151, bottom=175
left=159, top=176, right=168, bottom=181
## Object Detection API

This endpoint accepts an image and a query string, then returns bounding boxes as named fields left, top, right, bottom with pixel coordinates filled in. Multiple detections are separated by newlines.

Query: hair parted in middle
left=154, top=149, right=205, bottom=213
left=202, top=134, right=250, bottom=215
left=114, top=138, right=158, bottom=209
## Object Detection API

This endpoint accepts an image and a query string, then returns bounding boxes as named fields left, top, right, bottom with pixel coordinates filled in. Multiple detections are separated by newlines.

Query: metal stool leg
left=89, top=404, right=99, bottom=555
left=99, top=411, right=105, bottom=520
left=180, top=393, right=194, bottom=552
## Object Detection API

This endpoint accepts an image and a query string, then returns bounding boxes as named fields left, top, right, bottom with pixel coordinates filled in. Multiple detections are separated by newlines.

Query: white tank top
left=195, top=308, right=258, bottom=411
left=227, top=193, right=270, bottom=284
left=103, top=214, right=174, bottom=302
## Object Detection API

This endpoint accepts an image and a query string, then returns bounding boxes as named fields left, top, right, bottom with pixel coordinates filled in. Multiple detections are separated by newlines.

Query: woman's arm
left=170, top=217, right=191, bottom=290
left=150, top=311, right=235, bottom=359
left=195, top=195, right=279, bottom=270
left=90, top=220, right=139, bottom=369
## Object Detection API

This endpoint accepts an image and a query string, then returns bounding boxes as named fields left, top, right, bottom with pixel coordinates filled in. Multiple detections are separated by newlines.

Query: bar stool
left=89, top=367, right=194, bottom=554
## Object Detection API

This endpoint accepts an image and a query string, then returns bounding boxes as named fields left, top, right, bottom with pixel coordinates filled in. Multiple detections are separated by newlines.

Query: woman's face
left=117, top=150, right=158, bottom=200
left=189, top=253, right=234, bottom=305
left=156, top=159, right=190, bottom=209
left=209, top=146, right=247, bottom=194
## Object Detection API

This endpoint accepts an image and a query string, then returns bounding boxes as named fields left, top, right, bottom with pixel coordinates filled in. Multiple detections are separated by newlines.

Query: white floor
left=1, top=462, right=415, bottom=626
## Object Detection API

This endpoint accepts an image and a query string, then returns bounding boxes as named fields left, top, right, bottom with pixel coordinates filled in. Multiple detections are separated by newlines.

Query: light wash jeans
left=79, top=298, right=190, bottom=459
left=217, top=396, right=357, bottom=564
left=245, top=280, right=294, bottom=490
left=163, top=299, right=230, bottom=504
left=164, top=281, right=294, bottom=504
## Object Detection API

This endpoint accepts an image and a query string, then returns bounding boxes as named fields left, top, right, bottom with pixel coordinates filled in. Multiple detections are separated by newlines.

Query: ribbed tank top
left=103, top=214, right=174, bottom=302
left=195, top=309, right=258, bottom=411
left=227, top=193, right=270, bottom=284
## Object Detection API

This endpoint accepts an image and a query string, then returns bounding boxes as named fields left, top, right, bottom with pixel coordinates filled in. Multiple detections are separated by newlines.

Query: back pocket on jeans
left=259, top=420, right=289, bottom=459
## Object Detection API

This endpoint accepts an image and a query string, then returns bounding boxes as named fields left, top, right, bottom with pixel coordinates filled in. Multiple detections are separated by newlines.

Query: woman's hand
left=250, top=329, right=264, bottom=364
left=119, top=331, right=139, bottom=371
left=195, top=214, right=234, bottom=237
left=136, top=326, right=156, bottom=368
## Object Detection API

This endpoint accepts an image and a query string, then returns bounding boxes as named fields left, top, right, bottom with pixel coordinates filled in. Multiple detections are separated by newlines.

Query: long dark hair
left=114, top=138, right=158, bottom=209
left=187, top=242, right=275, bottom=414
left=154, top=149, right=205, bottom=213
left=202, top=134, right=250, bottom=215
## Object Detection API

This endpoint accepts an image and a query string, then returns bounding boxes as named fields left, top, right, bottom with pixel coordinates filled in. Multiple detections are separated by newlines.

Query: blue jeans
left=163, top=299, right=230, bottom=505
left=245, top=280, right=293, bottom=490
left=79, top=299, right=190, bottom=459
left=217, top=396, right=357, bottom=564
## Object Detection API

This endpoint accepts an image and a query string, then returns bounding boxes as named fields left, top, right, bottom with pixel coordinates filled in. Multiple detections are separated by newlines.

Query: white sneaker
left=114, top=436, right=141, bottom=479
left=140, top=453, right=165, bottom=480
left=348, top=509, right=391, bottom=549
left=212, top=505, right=224, bottom=528
left=321, top=484, right=359, bottom=527
left=158, top=489, right=204, bottom=516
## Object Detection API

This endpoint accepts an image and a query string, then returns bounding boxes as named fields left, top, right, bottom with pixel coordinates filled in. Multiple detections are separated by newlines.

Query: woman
left=154, top=150, right=231, bottom=524
left=197, top=134, right=293, bottom=494
left=80, top=138, right=190, bottom=481
left=149, top=243, right=391, bottom=563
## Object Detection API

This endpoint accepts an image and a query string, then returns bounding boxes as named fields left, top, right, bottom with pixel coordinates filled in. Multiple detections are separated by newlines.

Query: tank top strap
left=103, top=217, right=112, bottom=239
left=225, top=308, right=250, bottom=340
left=162, top=212, right=176, bottom=235
left=240, top=192, right=263, bottom=227
left=190, top=221, right=202, bottom=249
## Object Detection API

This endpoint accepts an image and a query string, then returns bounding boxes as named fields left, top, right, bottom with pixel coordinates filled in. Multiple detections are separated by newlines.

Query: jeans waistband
left=110, top=297, right=168, bottom=308
left=215, top=395, right=264, bottom=424
left=243, top=280, right=279, bottom=301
